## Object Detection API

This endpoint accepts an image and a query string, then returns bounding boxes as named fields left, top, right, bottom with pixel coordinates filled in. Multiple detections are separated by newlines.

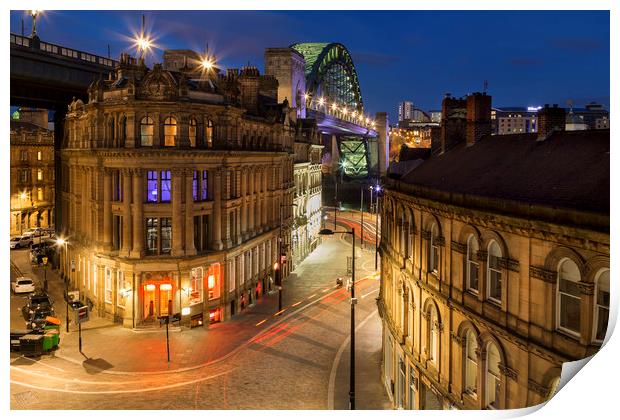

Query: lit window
left=104, top=267, right=112, bottom=303
left=207, top=263, right=221, bottom=299
left=485, top=343, right=501, bottom=409
left=37, top=169, right=43, bottom=181
left=466, top=235, right=479, bottom=292
left=192, top=170, right=208, bottom=201
left=205, top=119, right=214, bottom=148
left=465, top=331, right=478, bottom=395
left=146, top=217, right=158, bottom=254
left=92, top=264, right=98, bottom=296
left=429, top=223, right=439, bottom=273
left=487, top=241, right=502, bottom=304
left=37, top=150, right=42, bottom=160
left=164, top=116, right=177, bottom=146
left=189, top=267, right=204, bottom=305
left=428, top=306, right=439, bottom=362
left=37, top=187, right=43, bottom=201
left=160, top=218, right=172, bottom=254
left=116, top=270, right=126, bottom=308
left=189, top=118, right=197, bottom=147
left=557, top=258, right=581, bottom=336
left=147, top=171, right=158, bottom=202
left=408, top=366, right=416, bottom=410
left=140, top=116, right=154, bottom=146
left=146, top=217, right=172, bottom=255
left=160, top=171, right=171, bottom=202
left=594, top=269, right=610, bottom=342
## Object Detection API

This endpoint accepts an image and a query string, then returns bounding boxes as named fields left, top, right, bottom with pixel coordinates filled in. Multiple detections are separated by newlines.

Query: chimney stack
left=466, top=92, right=492, bottom=146
left=438, top=95, right=466, bottom=154
left=537, top=104, right=565, bottom=141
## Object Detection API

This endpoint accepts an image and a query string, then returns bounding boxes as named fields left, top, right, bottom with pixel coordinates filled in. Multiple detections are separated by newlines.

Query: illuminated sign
left=527, top=106, right=542, bottom=112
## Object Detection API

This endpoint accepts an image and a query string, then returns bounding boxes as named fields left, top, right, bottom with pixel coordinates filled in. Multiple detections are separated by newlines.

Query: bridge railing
left=11, top=33, right=118, bottom=68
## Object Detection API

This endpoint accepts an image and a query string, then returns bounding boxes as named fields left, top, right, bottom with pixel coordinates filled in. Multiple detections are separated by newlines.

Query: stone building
left=10, top=108, right=55, bottom=235
left=378, top=97, right=610, bottom=410
left=264, top=47, right=323, bottom=267
left=58, top=52, right=310, bottom=327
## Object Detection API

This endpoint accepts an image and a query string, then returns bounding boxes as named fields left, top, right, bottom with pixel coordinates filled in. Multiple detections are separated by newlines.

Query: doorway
left=142, top=282, right=173, bottom=320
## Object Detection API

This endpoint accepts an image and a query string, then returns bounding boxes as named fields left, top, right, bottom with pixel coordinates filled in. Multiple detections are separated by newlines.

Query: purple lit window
left=201, top=171, right=208, bottom=200
left=160, top=171, right=171, bottom=202
left=193, top=171, right=198, bottom=201
left=147, top=171, right=158, bottom=202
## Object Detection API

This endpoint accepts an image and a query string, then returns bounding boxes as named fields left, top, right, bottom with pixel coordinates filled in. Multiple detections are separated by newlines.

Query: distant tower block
left=375, top=112, right=390, bottom=176
left=264, top=48, right=307, bottom=117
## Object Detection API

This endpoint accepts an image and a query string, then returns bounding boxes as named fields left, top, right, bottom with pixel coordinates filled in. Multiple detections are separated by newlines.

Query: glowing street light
left=201, top=57, right=214, bottom=71
left=30, top=10, right=42, bottom=37
left=318, top=97, right=325, bottom=107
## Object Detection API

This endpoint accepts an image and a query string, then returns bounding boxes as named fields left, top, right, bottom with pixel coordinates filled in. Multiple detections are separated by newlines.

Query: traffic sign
left=74, top=305, right=89, bottom=324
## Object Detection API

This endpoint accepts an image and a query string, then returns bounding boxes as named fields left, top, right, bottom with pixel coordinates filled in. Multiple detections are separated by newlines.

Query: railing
left=11, top=33, right=118, bottom=68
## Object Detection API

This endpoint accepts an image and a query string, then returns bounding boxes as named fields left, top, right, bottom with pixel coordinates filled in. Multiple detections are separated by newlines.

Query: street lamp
left=277, top=203, right=298, bottom=312
left=373, top=185, right=381, bottom=270
left=56, top=237, right=69, bottom=332
left=319, top=227, right=357, bottom=410
left=30, top=10, right=41, bottom=37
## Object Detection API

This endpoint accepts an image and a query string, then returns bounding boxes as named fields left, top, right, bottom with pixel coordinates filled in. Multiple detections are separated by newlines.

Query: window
left=398, top=357, right=406, bottom=408
left=408, top=294, right=414, bottom=339
left=487, top=241, right=502, bottom=304
left=594, top=269, right=610, bottom=342
left=189, top=118, right=197, bottom=147
left=193, top=170, right=209, bottom=201
left=112, top=170, right=122, bottom=201
left=145, top=217, right=171, bottom=255
left=194, top=215, right=209, bottom=252
left=164, top=116, right=177, bottom=146
left=429, top=223, right=439, bottom=273
left=140, top=116, right=154, bottom=146
left=408, top=366, right=416, bottom=409
left=161, top=218, right=172, bottom=254
left=20, top=169, right=29, bottom=183
left=116, top=270, right=125, bottom=308
left=104, top=267, right=112, bottom=303
left=93, top=264, right=98, bottom=296
left=465, top=331, right=478, bottom=395
left=207, top=263, right=221, bottom=299
left=485, top=343, right=501, bottom=409
left=146, top=170, right=171, bottom=203
left=189, top=267, right=204, bottom=305
left=146, top=217, right=158, bottom=254
left=557, top=258, right=581, bottom=336
left=205, top=119, right=214, bottom=148
left=37, top=188, right=43, bottom=201
left=20, top=150, right=28, bottom=161
left=37, top=169, right=43, bottom=181
left=466, top=235, right=479, bottom=292
left=112, top=215, right=122, bottom=250
left=428, top=306, right=439, bottom=363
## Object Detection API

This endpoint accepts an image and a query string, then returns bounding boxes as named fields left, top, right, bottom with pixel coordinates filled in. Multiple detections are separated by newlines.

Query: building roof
left=10, top=120, right=51, bottom=132
left=399, top=130, right=609, bottom=215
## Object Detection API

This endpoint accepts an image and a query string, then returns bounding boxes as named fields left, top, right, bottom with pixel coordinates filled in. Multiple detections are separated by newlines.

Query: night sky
left=10, top=10, right=610, bottom=121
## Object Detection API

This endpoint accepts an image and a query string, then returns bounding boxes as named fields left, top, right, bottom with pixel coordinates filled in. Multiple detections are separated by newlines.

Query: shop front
left=139, top=272, right=178, bottom=323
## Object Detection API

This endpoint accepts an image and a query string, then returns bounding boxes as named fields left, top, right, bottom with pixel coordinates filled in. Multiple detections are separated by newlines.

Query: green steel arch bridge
left=291, top=42, right=379, bottom=179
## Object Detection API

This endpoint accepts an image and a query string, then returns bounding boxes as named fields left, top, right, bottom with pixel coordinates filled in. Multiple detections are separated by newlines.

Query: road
left=9, top=231, right=389, bottom=409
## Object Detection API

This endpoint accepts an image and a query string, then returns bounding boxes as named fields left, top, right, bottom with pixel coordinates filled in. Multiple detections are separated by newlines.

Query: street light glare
left=30, top=10, right=42, bottom=17
left=56, top=238, right=66, bottom=246
left=201, top=57, right=214, bottom=70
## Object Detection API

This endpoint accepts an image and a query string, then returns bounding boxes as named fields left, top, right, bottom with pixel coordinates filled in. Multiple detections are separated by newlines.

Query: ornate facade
left=378, top=99, right=610, bottom=409
left=10, top=109, right=55, bottom=235
left=58, top=52, right=315, bottom=327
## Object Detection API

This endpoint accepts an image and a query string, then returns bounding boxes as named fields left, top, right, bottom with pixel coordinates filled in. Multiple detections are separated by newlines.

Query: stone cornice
left=498, top=363, right=518, bottom=381
left=498, top=257, right=520, bottom=272
left=451, top=240, right=467, bottom=254
left=528, top=379, right=549, bottom=397
left=529, top=266, right=556, bottom=283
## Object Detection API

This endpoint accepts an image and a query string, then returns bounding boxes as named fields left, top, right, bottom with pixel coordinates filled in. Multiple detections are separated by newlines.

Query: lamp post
left=30, top=10, right=41, bottom=37
left=374, top=185, right=381, bottom=271
left=319, top=227, right=356, bottom=410
left=56, top=237, right=69, bottom=333
left=278, top=203, right=298, bottom=312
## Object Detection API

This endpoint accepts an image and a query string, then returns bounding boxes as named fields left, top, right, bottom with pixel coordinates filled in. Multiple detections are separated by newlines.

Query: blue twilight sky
left=10, top=10, right=610, bottom=122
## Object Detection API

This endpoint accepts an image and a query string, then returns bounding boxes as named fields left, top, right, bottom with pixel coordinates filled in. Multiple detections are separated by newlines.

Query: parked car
left=26, top=307, right=56, bottom=331
left=22, top=292, right=54, bottom=321
left=11, top=277, right=36, bottom=294
left=10, top=235, right=33, bottom=249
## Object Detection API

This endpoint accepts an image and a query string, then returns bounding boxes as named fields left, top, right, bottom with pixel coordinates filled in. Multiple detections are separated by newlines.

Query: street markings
left=255, top=319, right=267, bottom=327
left=361, top=288, right=380, bottom=299
left=273, top=309, right=287, bottom=317
left=291, top=301, right=302, bottom=307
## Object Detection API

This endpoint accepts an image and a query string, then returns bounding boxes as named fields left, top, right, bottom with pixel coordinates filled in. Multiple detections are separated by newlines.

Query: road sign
left=42, top=256, right=48, bottom=265
left=74, top=305, right=89, bottom=324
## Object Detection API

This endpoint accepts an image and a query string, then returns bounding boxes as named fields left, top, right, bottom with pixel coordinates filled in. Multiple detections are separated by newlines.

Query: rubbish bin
left=20, top=334, right=44, bottom=357
left=10, top=329, right=33, bottom=352
left=43, top=325, right=60, bottom=349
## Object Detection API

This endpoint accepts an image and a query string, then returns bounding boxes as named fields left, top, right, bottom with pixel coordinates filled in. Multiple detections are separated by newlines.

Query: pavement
left=10, top=215, right=389, bottom=409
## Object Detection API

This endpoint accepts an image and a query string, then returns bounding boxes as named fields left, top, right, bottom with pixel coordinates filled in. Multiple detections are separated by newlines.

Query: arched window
left=465, top=331, right=478, bottom=395
left=108, top=117, right=115, bottom=146
left=467, top=235, right=479, bottom=292
left=119, top=116, right=127, bottom=147
left=205, top=119, right=214, bottom=148
left=487, top=241, right=502, bottom=304
left=485, top=342, right=501, bottom=409
left=427, top=305, right=439, bottom=363
left=557, top=258, right=581, bottom=336
left=429, top=223, right=439, bottom=273
left=407, top=213, right=414, bottom=261
left=164, top=117, right=177, bottom=146
left=189, top=118, right=197, bottom=147
left=140, top=116, right=154, bottom=146
left=408, top=292, right=414, bottom=340
left=594, top=269, right=610, bottom=342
